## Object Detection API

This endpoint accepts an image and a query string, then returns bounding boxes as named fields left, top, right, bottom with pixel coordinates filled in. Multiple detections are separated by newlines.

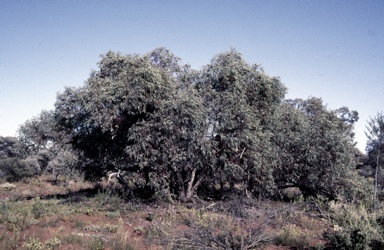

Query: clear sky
left=0, top=0, right=383, bottom=152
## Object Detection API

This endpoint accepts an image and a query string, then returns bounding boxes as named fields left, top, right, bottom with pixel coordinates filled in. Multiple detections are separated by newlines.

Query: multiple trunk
left=176, top=168, right=203, bottom=202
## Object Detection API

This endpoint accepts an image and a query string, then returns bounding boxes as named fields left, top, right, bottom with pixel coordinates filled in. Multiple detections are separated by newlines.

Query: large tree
left=272, top=98, right=359, bottom=199
left=199, top=49, right=286, bottom=197
left=53, top=48, right=209, bottom=201
left=52, top=48, right=289, bottom=200
left=17, top=48, right=363, bottom=202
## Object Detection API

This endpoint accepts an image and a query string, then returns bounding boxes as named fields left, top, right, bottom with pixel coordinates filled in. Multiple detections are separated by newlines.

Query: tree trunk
left=175, top=169, right=187, bottom=202
left=374, top=145, right=381, bottom=211
left=185, top=168, right=203, bottom=202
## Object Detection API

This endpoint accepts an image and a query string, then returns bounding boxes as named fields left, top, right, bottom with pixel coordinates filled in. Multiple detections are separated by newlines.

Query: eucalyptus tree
left=272, top=98, right=359, bottom=199
left=54, top=48, right=209, bottom=201
left=199, top=49, right=286, bottom=197
left=366, top=112, right=384, bottom=209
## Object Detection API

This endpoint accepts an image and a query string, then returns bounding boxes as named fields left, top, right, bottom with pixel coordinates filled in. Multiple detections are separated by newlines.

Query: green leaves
left=15, top=47, right=363, bottom=202
left=272, top=98, right=358, bottom=198
left=198, top=49, right=286, bottom=196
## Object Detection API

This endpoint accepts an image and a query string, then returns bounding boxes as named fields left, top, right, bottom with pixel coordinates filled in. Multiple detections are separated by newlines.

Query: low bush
left=23, top=237, right=44, bottom=250
left=325, top=201, right=384, bottom=249
left=0, top=157, right=40, bottom=182
left=169, top=209, right=271, bottom=249
left=0, top=182, right=16, bottom=191
left=88, top=237, right=104, bottom=250
left=274, top=224, right=311, bottom=249
left=45, top=237, right=61, bottom=250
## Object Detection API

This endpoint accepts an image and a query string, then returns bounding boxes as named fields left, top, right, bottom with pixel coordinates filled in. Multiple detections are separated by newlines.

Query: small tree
left=366, top=112, right=384, bottom=210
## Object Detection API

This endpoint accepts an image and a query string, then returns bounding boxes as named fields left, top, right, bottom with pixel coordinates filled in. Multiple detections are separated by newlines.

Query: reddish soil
left=0, top=176, right=330, bottom=249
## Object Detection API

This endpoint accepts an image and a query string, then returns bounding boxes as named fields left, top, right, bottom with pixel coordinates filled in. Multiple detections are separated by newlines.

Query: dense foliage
left=13, top=48, right=364, bottom=202
left=272, top=98, right=358, bottom=199
left=0, top=136, right=41, bottom=181
left=198, top=49, right=286, bottom=197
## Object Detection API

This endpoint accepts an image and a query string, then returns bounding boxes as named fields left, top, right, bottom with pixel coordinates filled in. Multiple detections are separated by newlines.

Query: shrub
left=0, top=182, right=16, bottom=191
left=169, top=210, right=271, bottom=249
left=325, top=201, right=384, bottom=249
left=109, top=232, right=136, bottom=250
left=88, top=237, right=104, bottom=250
left=32, top=198, right=45, bottom=219
left=0, top=231, right=20, bottom=250
left=274, top=224, right=311, bottom=249
left=45, top=237, right=61, bottom=250
left=0, top=157, right=40, bottom=182
left=23, top=237, right=44, bottom=250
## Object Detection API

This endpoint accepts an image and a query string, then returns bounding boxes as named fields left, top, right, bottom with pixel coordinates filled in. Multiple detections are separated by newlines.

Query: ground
left=0, top=175, right=332, bottom=249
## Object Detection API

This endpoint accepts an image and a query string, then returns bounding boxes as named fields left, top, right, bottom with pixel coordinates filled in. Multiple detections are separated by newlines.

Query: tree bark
left=175, top=169, right=187, bottom=202
left=186, top=169, right=203, bottom=201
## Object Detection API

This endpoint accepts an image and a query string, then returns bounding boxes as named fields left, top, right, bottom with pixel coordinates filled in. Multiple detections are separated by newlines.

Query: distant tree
left=365, top=111, right=384, bottom=209
left=17, top=110, right=73, bottom=179
left=272, top=98, right=359, bottom=199
left=0, top=136, right=22, bottom=159
left=0, top=136, right=41, bottom=181
left=18, top=110, right=57, bottom=153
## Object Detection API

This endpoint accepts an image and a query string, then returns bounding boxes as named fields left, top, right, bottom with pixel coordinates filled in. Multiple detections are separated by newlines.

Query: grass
left=274, top=224, right=311, bottom=248
left=4, top=175, right=373, bottom=249
left=324, top=201, right=384, bottom=249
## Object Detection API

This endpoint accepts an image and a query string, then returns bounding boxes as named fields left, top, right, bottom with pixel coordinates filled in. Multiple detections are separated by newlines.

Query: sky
left=0, top=0, right=383, bottom=152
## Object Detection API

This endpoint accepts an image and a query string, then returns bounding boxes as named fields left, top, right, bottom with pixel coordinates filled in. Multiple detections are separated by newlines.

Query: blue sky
left=0, top=0, right=383, bottom=152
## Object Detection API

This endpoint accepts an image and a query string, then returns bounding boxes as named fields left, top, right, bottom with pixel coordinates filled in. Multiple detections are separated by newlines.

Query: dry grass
left=0, top=175, right=337, bottom=250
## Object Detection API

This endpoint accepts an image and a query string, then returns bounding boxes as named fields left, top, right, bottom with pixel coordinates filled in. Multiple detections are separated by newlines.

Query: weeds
left=0, top=232, right=20, bottom=250
left=40, top=216, right=61, bottom=228
left=106, top=210, right=121, bottom=218
left=61, top=234, right=83, bottom=245
left=161, top=207, right=272, bottom=249
left=45, top=237, right=61, bottom=250
left=325, top=201, right=384, bottom=249
left=274, top=224, right=311, bottom=249
left=73, top=218, right=85, bottom=229
left=31, top=197, right=45, bottom=219
left=23, top=237, right=44, bottom=250
left=88, top=237, right=104, bottom=250
left=84, top=223, right=118, bottom=233
left=0, top=182, right=16, bottom=191
left=108, top=231, right=137, bottom=250
left=0, top=176, right=343, bottom=250
left=94, top=189, right=122, bottom=209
